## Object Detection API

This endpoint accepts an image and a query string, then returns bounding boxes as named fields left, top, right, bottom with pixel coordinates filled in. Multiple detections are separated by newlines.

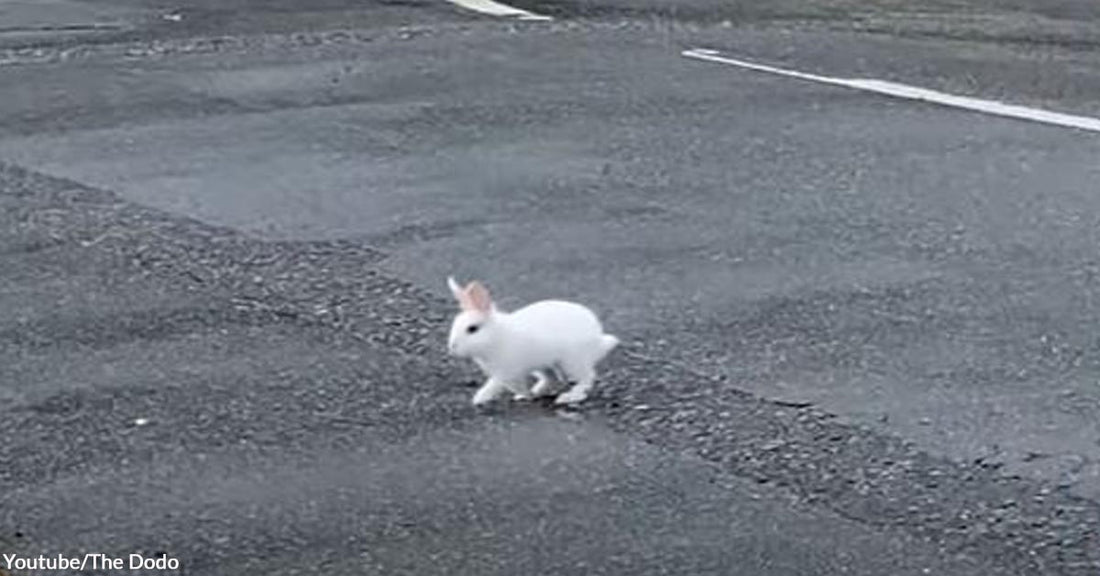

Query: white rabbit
left=446, top=277, right=619, bottom=406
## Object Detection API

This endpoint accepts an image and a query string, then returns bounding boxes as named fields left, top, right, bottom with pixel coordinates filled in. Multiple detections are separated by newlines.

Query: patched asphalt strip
left=1, top=162, right=1098, bottom=575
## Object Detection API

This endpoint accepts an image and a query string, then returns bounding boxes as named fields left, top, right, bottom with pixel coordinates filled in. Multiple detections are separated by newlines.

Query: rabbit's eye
left=466, top=325, right=480, bottom=334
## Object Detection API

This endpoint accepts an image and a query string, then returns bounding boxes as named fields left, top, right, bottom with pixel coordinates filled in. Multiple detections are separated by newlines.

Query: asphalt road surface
left=2, top=0, right=1100, bottom=574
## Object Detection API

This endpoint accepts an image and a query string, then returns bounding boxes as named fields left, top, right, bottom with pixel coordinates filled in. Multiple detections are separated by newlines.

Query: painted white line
left=447, top=0, right=552, bottom=20
left=682, top=48, right=1100, bottom=134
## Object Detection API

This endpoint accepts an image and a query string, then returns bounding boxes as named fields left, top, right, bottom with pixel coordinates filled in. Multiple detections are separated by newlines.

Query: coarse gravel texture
left=3, top=160, right=1099, bottom=574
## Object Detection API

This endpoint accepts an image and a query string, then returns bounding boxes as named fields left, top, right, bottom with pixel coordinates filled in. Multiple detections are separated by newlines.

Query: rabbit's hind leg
left=555, top=361, right=595, bottom=405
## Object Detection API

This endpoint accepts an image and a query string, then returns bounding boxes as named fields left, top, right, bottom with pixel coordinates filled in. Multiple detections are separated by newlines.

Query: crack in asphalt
left=0, top=23, right=487, bottom=68
left=0, top=24, right=126, bottom=34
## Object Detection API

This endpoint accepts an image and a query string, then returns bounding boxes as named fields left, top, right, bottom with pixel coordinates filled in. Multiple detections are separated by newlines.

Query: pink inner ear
left=465, top=282, right=492, bottom=313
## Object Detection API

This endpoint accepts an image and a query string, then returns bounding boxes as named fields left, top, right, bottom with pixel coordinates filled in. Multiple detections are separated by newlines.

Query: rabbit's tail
left=599, top=334, right=621, bottom=357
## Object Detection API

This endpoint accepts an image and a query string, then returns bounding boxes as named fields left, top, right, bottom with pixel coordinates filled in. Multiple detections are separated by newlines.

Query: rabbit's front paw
left=472, top=378, right=506, bottom=406
left=472, top=388, right=497, bottom=405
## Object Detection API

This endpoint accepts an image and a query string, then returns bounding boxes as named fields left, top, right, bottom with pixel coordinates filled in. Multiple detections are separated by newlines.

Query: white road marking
left=446, top=0, right=552, bottom=20
left=683, top=48, right=1100, bottom=134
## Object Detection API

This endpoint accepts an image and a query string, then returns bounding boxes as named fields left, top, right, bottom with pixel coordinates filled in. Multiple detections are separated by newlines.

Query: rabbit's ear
left=449, top=277, right=477, bottom=311
left=465, top=281, right=493, bottom=313
left=447, top=276, right=465, bottom=303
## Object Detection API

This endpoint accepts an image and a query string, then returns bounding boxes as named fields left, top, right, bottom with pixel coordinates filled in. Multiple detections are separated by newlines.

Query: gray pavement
left=3, top=0, right=1100, bottom=575
left=0, top=165, right=997, bottom=575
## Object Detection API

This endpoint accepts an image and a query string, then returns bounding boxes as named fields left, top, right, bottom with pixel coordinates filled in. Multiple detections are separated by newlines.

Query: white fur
left=447, top=277, right=619, bottom=406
